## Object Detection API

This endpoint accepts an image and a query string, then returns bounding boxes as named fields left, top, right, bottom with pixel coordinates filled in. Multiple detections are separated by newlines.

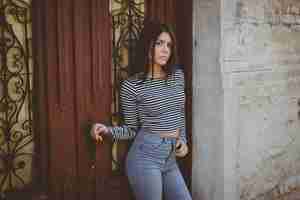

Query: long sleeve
left=177, top=68, right=187, bottom=144
left=107, top=79, right=139, bottom=140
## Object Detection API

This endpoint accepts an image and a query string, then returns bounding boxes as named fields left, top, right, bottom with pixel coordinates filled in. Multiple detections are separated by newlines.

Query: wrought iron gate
left=0, top=0, right=33, bottom=197
left=110, top=0, right=144, bottom=173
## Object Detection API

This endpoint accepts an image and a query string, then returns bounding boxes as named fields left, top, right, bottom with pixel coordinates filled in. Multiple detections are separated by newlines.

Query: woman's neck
left=147, top=64, right=166, bottom=78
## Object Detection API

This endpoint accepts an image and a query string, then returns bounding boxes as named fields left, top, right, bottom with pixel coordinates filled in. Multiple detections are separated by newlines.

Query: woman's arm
left=106, top=79, right=139, bottom=140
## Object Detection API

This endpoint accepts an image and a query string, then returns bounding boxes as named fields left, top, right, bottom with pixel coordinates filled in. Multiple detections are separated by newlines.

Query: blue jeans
left=126, top=128, right=192, bottom=200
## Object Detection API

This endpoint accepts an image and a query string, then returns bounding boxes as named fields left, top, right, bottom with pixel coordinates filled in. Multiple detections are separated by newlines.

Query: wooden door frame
left=175, top=0, right=193, bottom=189
left=32, top=0, right=49, bottom=193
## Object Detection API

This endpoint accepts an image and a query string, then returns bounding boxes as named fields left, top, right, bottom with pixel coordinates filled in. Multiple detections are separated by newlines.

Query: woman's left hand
left=175, top=140, right=188, bottom=157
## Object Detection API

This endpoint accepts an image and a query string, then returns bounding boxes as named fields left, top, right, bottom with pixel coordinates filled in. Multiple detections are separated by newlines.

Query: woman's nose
left=162, top=44, right=169, bottom=52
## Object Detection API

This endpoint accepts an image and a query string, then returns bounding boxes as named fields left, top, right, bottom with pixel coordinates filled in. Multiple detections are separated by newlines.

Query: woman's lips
left=160, top=56, right=168, bottom=60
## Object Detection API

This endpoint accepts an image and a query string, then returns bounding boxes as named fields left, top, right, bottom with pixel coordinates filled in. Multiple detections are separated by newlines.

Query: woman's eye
left=155, top=40, right=172, bottom=49
left=155, top=41, right=162, bottom=46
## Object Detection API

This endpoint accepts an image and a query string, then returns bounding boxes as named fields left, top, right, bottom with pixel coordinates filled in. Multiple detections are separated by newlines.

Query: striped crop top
left=108, top=66, right=187, bottom=144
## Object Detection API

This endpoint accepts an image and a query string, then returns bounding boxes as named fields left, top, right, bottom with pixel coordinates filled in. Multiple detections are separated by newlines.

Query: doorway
left=32, top=0, right=193, bottom=199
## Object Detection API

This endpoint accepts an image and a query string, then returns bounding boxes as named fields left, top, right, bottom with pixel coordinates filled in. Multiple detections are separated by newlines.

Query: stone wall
left=221, top=0, right=300, bottom=199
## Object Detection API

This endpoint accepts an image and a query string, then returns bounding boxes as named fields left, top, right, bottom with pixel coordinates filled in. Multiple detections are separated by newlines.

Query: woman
left=90, top=19, right=192, bottom=200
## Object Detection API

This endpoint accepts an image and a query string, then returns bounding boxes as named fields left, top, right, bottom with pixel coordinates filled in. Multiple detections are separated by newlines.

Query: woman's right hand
left=90, top=123, right=110, bottom=143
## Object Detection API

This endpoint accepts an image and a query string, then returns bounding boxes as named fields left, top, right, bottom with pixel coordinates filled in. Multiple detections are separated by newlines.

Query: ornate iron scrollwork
left=111, top=0, right=144, bottom=172
left=0, top=0, right=33, bottom=195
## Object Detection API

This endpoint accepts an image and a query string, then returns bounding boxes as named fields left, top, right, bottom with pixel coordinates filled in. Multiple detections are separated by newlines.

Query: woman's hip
left=126, top=128, right=176, bottom=166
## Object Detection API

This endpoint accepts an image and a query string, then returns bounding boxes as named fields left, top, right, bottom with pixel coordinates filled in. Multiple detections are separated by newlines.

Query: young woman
left=90, top=19, right=192, bottom=200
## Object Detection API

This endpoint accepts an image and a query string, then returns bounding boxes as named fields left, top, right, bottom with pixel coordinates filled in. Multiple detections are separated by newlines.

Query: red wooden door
left=33, top=0, right=128, bottom=199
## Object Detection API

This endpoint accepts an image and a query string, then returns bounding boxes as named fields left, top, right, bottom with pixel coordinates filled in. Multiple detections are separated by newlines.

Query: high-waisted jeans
left=126, top=128, right=192, bottom=200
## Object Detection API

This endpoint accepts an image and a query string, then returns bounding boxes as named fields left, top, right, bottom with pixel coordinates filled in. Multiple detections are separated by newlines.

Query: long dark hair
left=131, top=19, right=178, bottom=82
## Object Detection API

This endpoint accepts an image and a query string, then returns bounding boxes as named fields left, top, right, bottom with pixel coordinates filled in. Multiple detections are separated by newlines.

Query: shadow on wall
left=247, top=175, right=300, bottom=200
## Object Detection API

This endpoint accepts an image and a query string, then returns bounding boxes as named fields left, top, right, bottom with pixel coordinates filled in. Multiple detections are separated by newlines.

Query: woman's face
left=152, top=32, right=172, bottom=67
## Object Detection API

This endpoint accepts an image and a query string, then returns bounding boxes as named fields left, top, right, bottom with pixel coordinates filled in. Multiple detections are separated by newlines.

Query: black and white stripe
left=108, top=67, right=186, bottom=143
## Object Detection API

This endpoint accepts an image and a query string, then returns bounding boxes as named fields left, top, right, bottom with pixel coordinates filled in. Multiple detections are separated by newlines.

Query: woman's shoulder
left=123, top=65, right=184, bottom=83
left=131, top=72, right=145, bottom=80
left=125, top=72, right=145, bottom=83
left=173, top=64, right=185, bottom=80
left=121, top=72, right=144, bottom=88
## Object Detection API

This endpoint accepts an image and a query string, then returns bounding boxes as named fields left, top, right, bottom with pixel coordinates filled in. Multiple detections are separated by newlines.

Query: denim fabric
left=126, top=128, right=192, bottom=200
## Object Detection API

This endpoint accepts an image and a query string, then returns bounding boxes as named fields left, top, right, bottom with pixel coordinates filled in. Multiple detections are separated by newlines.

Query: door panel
left=44, top=0, right=77, bottom=199
left=34, top=0, right=113, bottom=199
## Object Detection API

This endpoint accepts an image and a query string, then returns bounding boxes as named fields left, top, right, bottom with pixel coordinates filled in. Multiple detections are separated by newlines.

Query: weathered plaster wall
left=192, top=0, right=224, bottom=200
left=222, top=0, right=300, bottom=199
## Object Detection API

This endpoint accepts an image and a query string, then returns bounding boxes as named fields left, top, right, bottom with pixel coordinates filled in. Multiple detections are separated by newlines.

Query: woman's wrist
left=105, top=126, right=113, bottom=136
left=179, top=137, right=187, bottom=145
